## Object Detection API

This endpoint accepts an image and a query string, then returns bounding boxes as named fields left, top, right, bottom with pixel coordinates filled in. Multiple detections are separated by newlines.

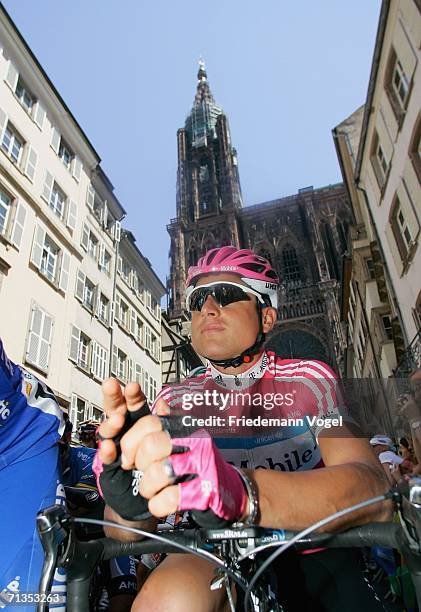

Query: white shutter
left=69, top=326, right=80, bottom=362
left=127, top=358, right=134, bottom=383
left=81, top=223, right=89, bottom=250
left=59, top=250, right=70, bottom=292
left=69, top=394, right=78, bottom=428
left=103, top=201, right=108, bottom=229
left=111, top=345, right=118, bottom=375
left=86, top=184, right=95, bottom=210
left=114, top=294, right=121, bottom=322
left=75, top=269, right=85, bottom=301
left=130, top=308, right=136, bottom=335
left=99, top=242, right=105, bottom=268
left=26, top=306, right=42, bottom=365
left=10, top=200, right=26, bottom=248
left=33, top=102, right=46, bottom=129
left=94, top=287, right=101, bottom=316
left=0, top=107, right=7, bottom=141
left=30, top=225, right=46, bottom=269
left=117, top=255, right=122, bottom=274
left=91, top=341, right=99, bottom=378
left=72, top=156, right=82, bottom=182
left=66, top=199, right=77, bottom=230
left=39, top=312, right=53, bottom=370
left=135, top=363, right=142, bottom=384
left=42, top=171, right=54, bottom=203
left=24, top=146, right=38, bottom=182
left=109, top=301, right=115, bottom=327
left=5, top=61, right=18, bottom=91
left=50, top=127, right=61, bottom=153
left=114, top=221, right=121, bottom=242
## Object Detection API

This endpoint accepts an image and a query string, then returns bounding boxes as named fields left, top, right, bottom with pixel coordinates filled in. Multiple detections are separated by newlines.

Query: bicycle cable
left=73, top=517, right=248, bottom=592
left=243, top=492, right=390, bottom=612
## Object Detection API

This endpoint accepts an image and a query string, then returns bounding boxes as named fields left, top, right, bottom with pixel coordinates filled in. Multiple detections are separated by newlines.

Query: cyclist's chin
left=194, top=338, right=248, bottom=361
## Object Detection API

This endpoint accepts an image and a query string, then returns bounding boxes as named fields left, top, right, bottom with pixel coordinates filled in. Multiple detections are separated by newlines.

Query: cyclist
left=77, top=419, right=100, bottom=448
left=0, top=337, right=64, bottom=611
left=95, top=246, right=391, bottom=611
left=60, top=417, right=138, bottom=612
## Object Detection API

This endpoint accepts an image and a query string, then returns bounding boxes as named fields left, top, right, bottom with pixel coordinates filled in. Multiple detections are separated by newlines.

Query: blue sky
left=3, top=0, right=381, bottom=284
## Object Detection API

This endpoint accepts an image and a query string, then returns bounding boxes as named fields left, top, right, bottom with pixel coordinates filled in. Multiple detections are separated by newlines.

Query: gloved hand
left=93, top=403, right=151, bottom=521
left=164, top=424, right=248, bottom=527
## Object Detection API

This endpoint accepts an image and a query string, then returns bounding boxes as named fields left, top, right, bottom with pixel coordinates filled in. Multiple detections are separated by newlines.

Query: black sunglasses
left=186, top=281, right=264, bottom=312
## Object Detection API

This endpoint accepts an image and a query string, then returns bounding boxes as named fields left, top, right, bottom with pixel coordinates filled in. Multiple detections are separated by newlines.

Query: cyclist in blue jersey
left=95, top=247, right=392, bottom=611
left=0, top=338, right=64, bottom=611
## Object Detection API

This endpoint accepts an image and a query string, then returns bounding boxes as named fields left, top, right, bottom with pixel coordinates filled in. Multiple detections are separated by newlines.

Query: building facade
left=167, top=62, right=352, bottom=371
left=333, top=0, right=421, bottom=434
left=0, top=6, right=165, bottom=426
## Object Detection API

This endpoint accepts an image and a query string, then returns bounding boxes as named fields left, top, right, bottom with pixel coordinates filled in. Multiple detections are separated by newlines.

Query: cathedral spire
left=194, top=58, right=215, bottom=105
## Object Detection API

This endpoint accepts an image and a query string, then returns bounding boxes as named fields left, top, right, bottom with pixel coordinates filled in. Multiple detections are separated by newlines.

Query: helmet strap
left=204, top=303, right=266, bottom=369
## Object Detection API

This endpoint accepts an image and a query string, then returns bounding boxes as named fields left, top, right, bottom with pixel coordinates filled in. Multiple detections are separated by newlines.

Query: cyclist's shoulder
left=151, top=371, right=208, bottom=412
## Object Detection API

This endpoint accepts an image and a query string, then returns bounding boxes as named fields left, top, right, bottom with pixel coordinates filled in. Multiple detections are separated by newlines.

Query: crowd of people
left=0, top=245, right=420, bottom=611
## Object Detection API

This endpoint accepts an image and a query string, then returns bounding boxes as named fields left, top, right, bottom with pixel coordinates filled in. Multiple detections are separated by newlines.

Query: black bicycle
left=35, top=477, right=421, bottom=612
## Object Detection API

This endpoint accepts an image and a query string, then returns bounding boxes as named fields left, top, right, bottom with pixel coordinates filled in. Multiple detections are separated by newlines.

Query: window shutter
left=33, top=102, right=46, bottom=129
left=114, top=294, right=121, bottom=322
left=39, top=312, right=53, bottom=370
left=69, top=325, right=80, bottom=362
left=42, top=171, right=54, bottom=202
left=397, top=183, right=420, bottom=242
left=109, top=301, right=115, bottom=327
left=81, top=223, right=89, bottom=250
left=113, top=221, right=121, bottom=242
left=24, top=146, right=38, bottom=182
left=30, top=225, right=46, bottom=269
left=50, top=127, right=60, bottom=153
left=103, top=201, right=108, bottom=229
left=0, top=107, right=7, bottom=141
left=59, top=250, right=71, bottom=292
left=99, top=242, right=105, bottom=268
left=10, top=200, right=27, bottom=248
left=86, top=184, right=95, bottom=210
left=72, top=156, right=82, bottom=182
left=26, top=306, right=42, bottom=365
left=111, top=345, right=118, bottom=375
left=127, top=358, right=133, bottom=383
left=117, top=255, right=122, bottom=274
left=66, top=199, right=77, bottom=230
left=130, top=308, right=136, bottom=335
left=135, top=363, right=142, bottom=384
left=91, top=341, right=98, bottom=377
left=69, top=394, right=78, bottom=428
left=75, top=269, right=85, bottom=301
left=5, top=61, right=18, bottom=90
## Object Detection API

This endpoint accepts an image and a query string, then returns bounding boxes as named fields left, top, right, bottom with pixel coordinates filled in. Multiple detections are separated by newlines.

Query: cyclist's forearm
left=245, top=462, right=392, bottom=531
left=103, top=504, right=158, bottom=541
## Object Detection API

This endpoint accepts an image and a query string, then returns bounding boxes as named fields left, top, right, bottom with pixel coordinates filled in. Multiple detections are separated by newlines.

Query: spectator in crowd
left=399, top=437, right=417, bottom=473
left=403, top=370, right=421, bottom=473
left=370, top=436, right=403, bottom=485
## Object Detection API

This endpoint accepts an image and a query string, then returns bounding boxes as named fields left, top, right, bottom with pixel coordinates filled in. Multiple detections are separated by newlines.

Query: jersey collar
left=206, top=351, right=269, bottom=390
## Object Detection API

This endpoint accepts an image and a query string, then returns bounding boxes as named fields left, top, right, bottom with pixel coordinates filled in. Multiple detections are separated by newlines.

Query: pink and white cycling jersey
left=152, top=351, right=342, bottom=475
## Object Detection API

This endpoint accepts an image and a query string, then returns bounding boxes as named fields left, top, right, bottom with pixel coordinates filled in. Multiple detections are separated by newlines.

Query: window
left=381, top=314, right=393, bottom=341
left=98, top=293, right=110, bottom=325
left=150, top=377, right=157, bottom=402
left=31, top=225, right=70, bottom=291
left=134, top=316, right=143, bottom=344
left=4, top=60, right=46, bottom=128
left=83, top=277, right=96, bottom=311
left=26, top=304, right=54, bottom=372
left=99, top=244, right=112, bottom=274
left=391, top=197, right=413, bottom=260
left=414, top=292, right=421, bottom=331
left=151, top=297, right=161, bottom=320
left=144, top=325, right=152, bottom=353
left=1, top=122, right=24, bottom=164
left=86, top=184, right=108, bottom=228
left=81, top=224, right=99, bottom=260
left=0, top=189, right=11, bottom=235
left=91, top=405, right=103, bottom=422
left=386, top=49, right=411, bottom=119
left=281, top=246, right=302, bottom=284
left=111, top=346, right=128, bottom=383
left=58, top=138, right=73, bottom=169
left=69, top=326, right=91, bottom=370
left=49, top=182, right=66, bottom=220
left=409, top=114, right=421, bottom=183
left=121, top=258, right=131, bottom=284
left=365, top=258, right=376, bottom=280
left=40, top=235, right=59, bottom=283
left=120, top=300, right=129, bottom=329
left=151, top=334, right=161, bottom=361
left=70, top=395, right=88, bottom=429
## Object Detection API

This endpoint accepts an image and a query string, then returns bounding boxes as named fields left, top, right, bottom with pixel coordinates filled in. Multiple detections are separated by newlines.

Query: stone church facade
left=167, top=62, right=352, bottom=371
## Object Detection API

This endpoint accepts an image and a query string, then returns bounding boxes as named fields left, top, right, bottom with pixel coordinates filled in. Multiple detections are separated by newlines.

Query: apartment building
left=0, top=5, right=165, bottom=427
left=333, top=0, right=421, bottom=433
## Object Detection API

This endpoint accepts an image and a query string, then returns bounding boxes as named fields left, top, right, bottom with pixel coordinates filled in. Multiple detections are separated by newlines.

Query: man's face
left=190, top=272, right=265, bottom=362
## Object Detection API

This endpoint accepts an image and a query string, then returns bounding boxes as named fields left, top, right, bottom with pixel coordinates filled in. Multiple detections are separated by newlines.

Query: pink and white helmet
left=186, top=246, right=279, bottom=309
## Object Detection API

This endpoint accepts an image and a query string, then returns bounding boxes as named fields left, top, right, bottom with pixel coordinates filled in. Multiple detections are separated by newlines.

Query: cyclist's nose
left=201, top=294, right=220, bottom=316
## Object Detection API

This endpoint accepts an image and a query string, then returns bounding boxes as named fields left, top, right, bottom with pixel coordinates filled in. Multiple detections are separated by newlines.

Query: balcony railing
left=394, top=330, right=421, bottom=378
left=278, top=283, right=325, bottom=321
